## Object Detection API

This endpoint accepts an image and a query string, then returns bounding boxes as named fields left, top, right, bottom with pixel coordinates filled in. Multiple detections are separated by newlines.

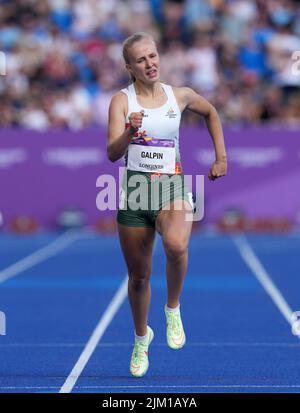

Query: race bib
left=127, top=138, right=176, bottom=174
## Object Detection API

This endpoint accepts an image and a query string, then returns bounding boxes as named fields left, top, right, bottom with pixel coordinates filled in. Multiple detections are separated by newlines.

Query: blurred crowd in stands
left=0, top=0, right=300, bottom=130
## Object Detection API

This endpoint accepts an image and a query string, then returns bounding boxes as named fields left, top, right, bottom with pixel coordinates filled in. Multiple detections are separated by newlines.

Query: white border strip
left=232, top=235, right=295, bottom=328
left=59, top=276, right=128, bottom=393
left=3, top=385, right=300, bottom=390
left=1, top=341, right=300, bottom=348
left=0, top=230, right=83, bottom=284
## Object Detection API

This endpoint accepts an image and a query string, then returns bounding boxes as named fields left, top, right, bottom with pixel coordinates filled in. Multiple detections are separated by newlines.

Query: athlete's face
left=126, top=39, right=160, bottom=83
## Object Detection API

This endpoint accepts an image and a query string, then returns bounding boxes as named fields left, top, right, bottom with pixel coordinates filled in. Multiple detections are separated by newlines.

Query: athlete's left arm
left=176, top=87, right=227, bottom=181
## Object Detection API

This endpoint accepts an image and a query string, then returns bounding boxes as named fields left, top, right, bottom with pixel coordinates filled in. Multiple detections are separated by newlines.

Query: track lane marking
left=0, top=230, right=84, bottom=284
left=232, top=235, right=297, bottom=334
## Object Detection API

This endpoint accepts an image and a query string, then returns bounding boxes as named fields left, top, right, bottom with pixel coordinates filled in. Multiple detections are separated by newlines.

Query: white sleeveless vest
left=121, top=83, right=181, bottom=174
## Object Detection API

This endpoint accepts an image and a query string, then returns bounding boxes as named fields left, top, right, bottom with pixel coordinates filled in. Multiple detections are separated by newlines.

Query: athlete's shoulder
left=111, top=89, right=128, bottom=102
left=172, top=86, right=196, bottom=99
left=109, top=89, right=130, bottom=120
left=110, top=89, right=129, bottom=109
left=169, top=86, right=197, bottom=111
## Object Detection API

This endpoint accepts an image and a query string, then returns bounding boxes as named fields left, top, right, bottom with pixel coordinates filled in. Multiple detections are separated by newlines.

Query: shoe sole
left=167, top=333, right=186, bottom=350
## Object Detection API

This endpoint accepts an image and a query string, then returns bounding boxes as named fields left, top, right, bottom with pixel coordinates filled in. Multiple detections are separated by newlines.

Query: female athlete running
left=107, top=32, right=227, bottom=377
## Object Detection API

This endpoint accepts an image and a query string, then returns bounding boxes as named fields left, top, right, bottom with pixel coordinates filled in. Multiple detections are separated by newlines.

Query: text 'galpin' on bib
left=127, top=138, right=176, bottom=174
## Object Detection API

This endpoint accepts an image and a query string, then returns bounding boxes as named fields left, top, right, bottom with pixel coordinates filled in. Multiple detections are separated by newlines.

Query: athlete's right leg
left=118, top=223, right=156, bottom=337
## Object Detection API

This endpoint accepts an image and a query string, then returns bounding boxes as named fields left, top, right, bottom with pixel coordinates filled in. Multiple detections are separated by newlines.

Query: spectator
left=0, top=0, right=299, bottom=130
left=187, top=31, right=219, bottom=95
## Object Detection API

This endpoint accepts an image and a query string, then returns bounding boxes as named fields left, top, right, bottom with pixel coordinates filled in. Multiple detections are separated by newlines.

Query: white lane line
left=232, top=234, right=296, bottom=330
left=60, top=237, right=159, bottom=394
left=0, top=229, right=83, bottom=284
left=2, top=342, right=300, bottom=348
left=59, top=276, right=128, bottom=393
left=75, top=385, right=300, bottom=389
left=2, top=385, right=300, bottom=390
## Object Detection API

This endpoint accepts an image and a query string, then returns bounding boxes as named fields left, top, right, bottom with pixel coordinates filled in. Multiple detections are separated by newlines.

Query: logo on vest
left=165, top=107, right=177, bottom=119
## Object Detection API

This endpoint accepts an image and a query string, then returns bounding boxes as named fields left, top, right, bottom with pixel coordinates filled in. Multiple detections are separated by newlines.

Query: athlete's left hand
left=208, top=159, right=227, bottom=181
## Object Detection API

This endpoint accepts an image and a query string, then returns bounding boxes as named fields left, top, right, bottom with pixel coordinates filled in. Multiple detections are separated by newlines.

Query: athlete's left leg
left=155, top=199, right=193, bottom=309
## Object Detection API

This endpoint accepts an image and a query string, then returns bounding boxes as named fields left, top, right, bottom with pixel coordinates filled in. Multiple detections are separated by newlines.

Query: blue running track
left=0, top=231, right=299, bottom=393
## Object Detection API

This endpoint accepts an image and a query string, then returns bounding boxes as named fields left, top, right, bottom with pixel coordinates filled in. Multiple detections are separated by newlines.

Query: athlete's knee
left=163, top=237, right=188, bottom=259
left=128, top=272, right=151, bottom=291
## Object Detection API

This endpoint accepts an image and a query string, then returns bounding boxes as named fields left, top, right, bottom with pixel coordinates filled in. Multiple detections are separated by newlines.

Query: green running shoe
left=130, top=326, right=154, bottom=377
left=165, top=305, right=186, bottom=350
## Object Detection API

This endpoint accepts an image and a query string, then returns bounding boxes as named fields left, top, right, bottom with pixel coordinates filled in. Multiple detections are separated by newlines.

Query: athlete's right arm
left=107, top=93, right=143, bottom=162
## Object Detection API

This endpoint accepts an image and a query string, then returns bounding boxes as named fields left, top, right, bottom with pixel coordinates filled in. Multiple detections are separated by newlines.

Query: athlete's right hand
left=128, top=110, right=144, bottom=131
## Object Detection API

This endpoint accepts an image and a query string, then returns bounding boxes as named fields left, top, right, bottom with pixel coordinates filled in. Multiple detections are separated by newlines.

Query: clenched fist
left=128, top=110, right=144, bottom=131
left=208, top=159, right=227, bottom=181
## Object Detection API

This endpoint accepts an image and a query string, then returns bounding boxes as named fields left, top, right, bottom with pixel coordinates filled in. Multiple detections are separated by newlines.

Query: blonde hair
left=122, top=32, right=155, bottom=82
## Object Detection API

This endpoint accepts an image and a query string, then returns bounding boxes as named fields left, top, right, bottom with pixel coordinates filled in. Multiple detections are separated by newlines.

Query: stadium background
left=0, top=0, right=300, bottom=394
left=1, top=0, right=300, bottom=232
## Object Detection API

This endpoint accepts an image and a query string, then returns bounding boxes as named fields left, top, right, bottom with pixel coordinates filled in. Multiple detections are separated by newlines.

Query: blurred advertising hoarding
left=0, top=127, right=299, bottom=231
